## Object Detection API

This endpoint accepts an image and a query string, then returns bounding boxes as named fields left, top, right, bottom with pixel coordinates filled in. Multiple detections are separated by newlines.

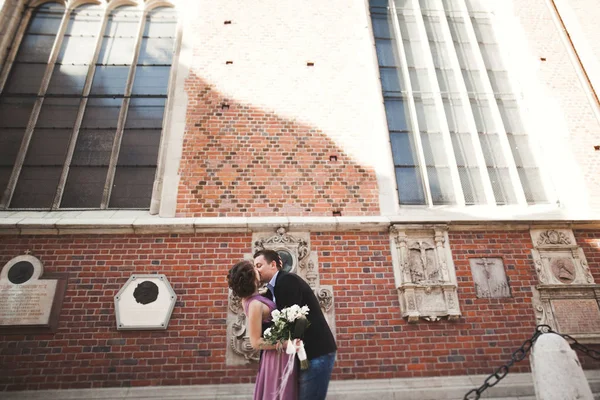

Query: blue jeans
left=298, top=352, right=336, bottom=400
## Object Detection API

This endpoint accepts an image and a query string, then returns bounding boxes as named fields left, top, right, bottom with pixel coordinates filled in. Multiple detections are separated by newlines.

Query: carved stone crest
left=390, top=225, right=460, bottom=322
left=537, top=230, right=571, bottom=246
left=530, top=229, right=593, bottom=285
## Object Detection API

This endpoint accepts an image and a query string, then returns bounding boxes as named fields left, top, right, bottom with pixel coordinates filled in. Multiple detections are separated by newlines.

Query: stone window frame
left=0, top=0, right=184, bottom=213
left=368, top=0, right=554, bottom=208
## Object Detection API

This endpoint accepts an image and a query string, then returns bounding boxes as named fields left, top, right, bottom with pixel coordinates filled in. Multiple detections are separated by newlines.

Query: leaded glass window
left=0, top=2, right=177, bottom=209
left=370, top=0, right=548, bottom=206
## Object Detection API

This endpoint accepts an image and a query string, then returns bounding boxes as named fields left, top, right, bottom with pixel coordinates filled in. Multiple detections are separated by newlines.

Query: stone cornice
left=2, top=211, right=600, bottom=235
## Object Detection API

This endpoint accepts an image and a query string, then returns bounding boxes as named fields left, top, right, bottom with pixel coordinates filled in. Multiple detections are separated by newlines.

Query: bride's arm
left=247, top=300, right=279, bottom=351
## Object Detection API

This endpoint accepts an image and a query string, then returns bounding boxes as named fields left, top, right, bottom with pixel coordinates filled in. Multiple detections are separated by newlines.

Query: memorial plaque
left=552, top=299, right=600, bottom=334
left=0, top=280, right=57, bottom=326
left=469, top=258, right=511, bottom=298
left=115, top=274, right=177, bottom=330
left=0, top=254, right=66, bottom=333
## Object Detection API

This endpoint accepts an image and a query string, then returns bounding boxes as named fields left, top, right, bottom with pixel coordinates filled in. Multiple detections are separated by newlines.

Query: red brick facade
left=2, top=0, right=600, bottom=394
left=2, top=230, right=599, bottom=390
left=177, top=77, right=380, bottom=217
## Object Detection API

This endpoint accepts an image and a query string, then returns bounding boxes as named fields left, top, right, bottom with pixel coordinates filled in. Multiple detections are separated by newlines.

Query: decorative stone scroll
left=530, top=229, right=593, bottom=286
left=225, top=227, right=336, bottom=365
left=390, top=225, right=460, bottom=322
left=0, top=253, right=67, bottom=333
left=114, top=274, right=177, bottom=330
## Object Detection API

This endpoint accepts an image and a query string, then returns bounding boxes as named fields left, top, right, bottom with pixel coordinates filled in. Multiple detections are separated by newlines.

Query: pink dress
left=244, top=294, right=298, bottom=400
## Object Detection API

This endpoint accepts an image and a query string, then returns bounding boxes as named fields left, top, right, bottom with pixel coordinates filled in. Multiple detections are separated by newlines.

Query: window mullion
left=436, top=2, right=496, bottom=205
left=0, top=7, right=32, bottom=93
left=0, top=2, right=25, bottom=72
left=389, top=0, right=433, bottom=206
left=150, top=18, right=182, bottom=215
left=52, top=9, right=109, bottom=209
left=0, top=8, right=72, bottom=208
left=100, top=8, right=147, bottom=209
left=455, top=0, right=527, bottom=205
left=410, top=0, right=464, bottom=206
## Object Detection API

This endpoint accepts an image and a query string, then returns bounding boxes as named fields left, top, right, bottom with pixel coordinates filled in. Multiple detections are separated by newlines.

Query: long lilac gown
left=244, top=294, right=298, bottom=400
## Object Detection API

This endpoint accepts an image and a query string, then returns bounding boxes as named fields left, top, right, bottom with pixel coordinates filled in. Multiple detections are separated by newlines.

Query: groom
left=254, top=249, right=337, bottom=400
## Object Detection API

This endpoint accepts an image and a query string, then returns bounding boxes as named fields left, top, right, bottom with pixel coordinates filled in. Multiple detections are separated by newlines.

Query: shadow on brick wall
left=176, top=72, right=380, bottom=217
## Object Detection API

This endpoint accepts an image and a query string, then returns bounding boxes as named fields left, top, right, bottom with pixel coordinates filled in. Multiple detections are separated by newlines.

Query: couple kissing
left=227, top=249, right=337, bottom=400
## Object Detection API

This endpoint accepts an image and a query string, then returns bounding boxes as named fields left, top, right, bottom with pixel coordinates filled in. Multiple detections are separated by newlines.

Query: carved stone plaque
left=532, top=284, right=600, bottom=343
left=0, top=254, right=66, bottom=333
left=0, top=280, right=57, bottom=326
left=114, top=274, right=177, bottom=330
left=390, top=225, right=461, bottom=322
left=469, top=258, right=511, bottom=298
left=530, top=229, right=593, bottom=285
left=552, top=299, right=600, bottom=334
left=530, top=228, right=600, bottom=341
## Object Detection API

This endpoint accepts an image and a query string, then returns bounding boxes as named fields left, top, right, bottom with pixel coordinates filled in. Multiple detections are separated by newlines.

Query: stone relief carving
left=227, top=292, right=259, bottom=362
left=253, top=227, right=318, bottom=287
left=530, top=229, right=593, bottom=285
left=469, top=258, right=511, bottom=298
left=530, top=228, right=600, bottom=342
left=537, top=230, right=571, bottom=246
left=390, top=225, right=461, bottom=323
left=225, top=227, right=336, bottom=365
left=315, top=287, right=334, bottom=312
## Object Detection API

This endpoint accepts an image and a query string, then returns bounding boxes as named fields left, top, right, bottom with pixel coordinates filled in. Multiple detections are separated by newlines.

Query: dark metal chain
left=558, top=332, right=600, bottom=361
left=464, top=324, right=600, bottom=399
left=463, top=325, right=550, bottom=400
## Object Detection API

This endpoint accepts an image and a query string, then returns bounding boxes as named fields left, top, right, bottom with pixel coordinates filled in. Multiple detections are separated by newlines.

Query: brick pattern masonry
left=1, top=231, right=600, bottom=390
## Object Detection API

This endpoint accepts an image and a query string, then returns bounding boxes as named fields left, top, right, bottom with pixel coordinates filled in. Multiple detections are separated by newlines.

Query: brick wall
left=567, top=0, right=600, bottom=77
left=178, top=75, right=380, bottom=217
left=3, top=230, right=599, bottom=390
left=0, top=234, right=254, bottom=390
left=175, top=0, right=389, bottom=217
left=511, top=0, right=600, bottom=209
left=173, top=0, right=600, bottom=216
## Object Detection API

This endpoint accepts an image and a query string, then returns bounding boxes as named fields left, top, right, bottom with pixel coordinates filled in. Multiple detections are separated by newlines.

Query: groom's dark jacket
left=273, top=271, right=337, bottom=360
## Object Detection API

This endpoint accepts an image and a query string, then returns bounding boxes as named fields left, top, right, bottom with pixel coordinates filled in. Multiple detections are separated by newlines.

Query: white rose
left=271, top=309, right=281, bottom=320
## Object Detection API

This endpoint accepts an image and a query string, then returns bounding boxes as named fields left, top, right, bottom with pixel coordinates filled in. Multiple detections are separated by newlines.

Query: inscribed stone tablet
left=0, top=280, right=57, bottom=326
left=552, top=299, right=600, bottom=334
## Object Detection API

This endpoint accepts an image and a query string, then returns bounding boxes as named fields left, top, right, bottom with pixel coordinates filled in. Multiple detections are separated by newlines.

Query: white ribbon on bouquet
left=274, top=339, right=307, bottom=398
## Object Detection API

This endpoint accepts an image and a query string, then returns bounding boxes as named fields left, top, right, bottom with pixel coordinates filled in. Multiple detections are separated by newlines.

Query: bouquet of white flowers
left=263, top=304, right=310, bottom=369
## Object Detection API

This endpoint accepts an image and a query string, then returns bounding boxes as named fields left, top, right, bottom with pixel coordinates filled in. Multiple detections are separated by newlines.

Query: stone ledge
left=2, top=371, right=600, bottom=400
left=2, top=211, right=600, bottom=235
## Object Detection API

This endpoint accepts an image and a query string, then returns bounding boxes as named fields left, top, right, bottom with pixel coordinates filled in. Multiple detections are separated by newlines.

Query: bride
left=227, top=260, right=298, bottom=400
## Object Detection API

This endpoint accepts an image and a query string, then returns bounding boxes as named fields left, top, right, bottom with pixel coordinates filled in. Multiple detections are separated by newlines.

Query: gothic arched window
left=0, top=1, right=178, bottom=210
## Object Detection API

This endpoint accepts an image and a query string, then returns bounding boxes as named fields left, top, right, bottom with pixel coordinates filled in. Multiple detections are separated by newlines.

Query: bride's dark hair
left=227, top=260, right=257, bottom=298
